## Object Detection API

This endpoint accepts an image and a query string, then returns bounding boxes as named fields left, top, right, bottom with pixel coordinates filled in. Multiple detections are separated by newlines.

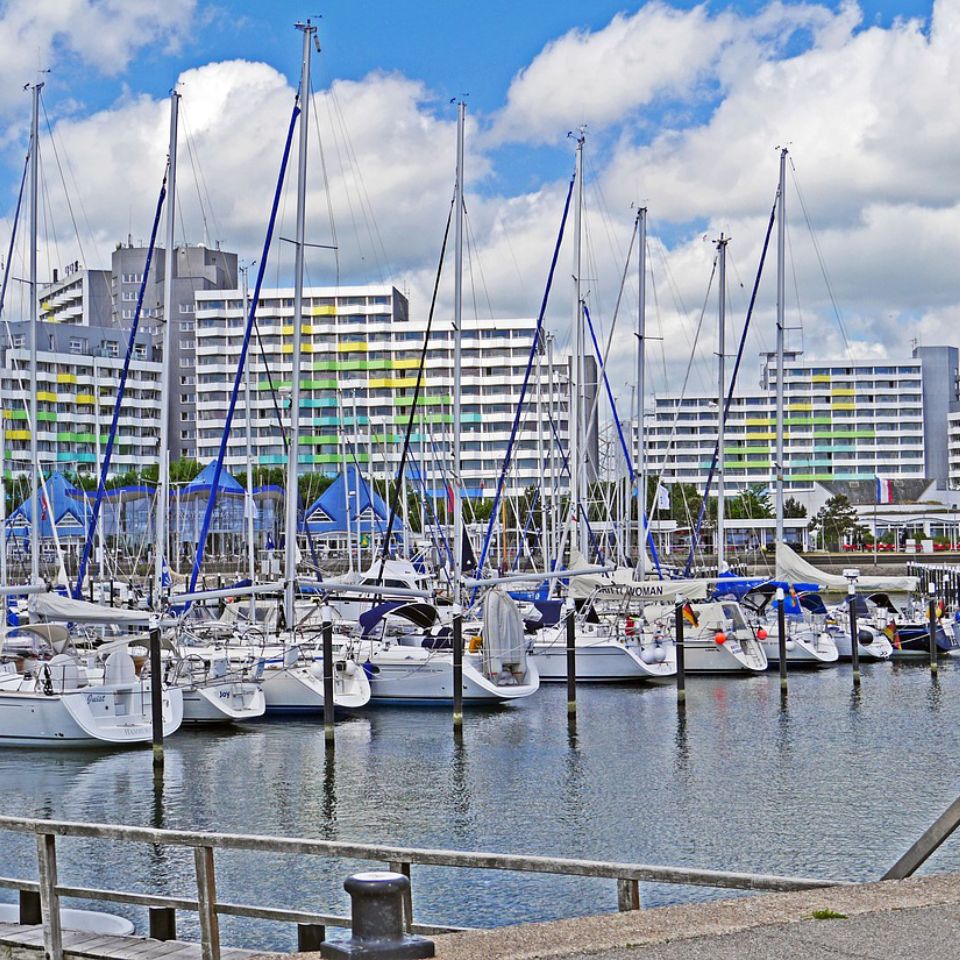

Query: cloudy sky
left=0, top=0, right=955, bottom=406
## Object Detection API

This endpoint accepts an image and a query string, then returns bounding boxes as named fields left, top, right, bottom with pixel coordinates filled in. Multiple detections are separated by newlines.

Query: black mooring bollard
left=776, top=587, right=787, bottom=692
left=565, top=598, right=577, bottom=715
left=320, top=872, right=434, bottom=959
left=452, top=607, right=463, bottom=730
left=674, top=599, right=685, bottom=704
left=846, top=573, right=860, bottom=687
left=928, top=585, right=939, bottom=676
left=322, top=609, right=336, bottom=747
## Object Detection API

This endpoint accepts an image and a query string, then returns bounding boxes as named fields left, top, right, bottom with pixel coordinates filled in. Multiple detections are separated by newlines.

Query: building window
left=133, top=344, right=146, bottom=359
left=179, top=321, right=194, bottom=331
left=179, top=303, right=195, bottom=314
left=179, top=357, right=194, bottom=368
left=68, top=338, right=86, bottom=355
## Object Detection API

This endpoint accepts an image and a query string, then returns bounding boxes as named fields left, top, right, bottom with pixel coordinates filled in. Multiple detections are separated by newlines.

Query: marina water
left=2, top=661, right=959, bottom=951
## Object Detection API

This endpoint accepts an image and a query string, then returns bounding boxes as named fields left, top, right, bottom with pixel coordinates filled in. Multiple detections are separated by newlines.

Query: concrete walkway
left=427, top=873, right=960, bottom=959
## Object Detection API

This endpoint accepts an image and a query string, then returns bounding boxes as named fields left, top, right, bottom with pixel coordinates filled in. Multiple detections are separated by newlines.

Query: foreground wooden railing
left=0, top=815, right=844, bottom=960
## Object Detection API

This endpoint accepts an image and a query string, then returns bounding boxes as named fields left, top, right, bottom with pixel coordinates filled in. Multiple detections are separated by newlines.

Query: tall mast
left=775, top=148, right=788, bottom=544
left=635, top=207, right=647, bottom=580
left=242, top=267, right=257, bottom=607
left=452, top=101, right=465, bottom=600
left=154, top=90, right=179, bottom=605
left=284, top=20, right=315, bottom=629
left=716, top=234, right=728, bottom=572
left=28, top=81, right=42, bottom=586
left=570, top=130, right=585, bottom=557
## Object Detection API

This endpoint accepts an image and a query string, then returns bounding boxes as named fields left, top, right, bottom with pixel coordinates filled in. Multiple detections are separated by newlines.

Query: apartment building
left=192, top=285, right=572, bottom=497
left=644, top=346, right=958, bottom=502
left=1, top=321, right=161, bottom=477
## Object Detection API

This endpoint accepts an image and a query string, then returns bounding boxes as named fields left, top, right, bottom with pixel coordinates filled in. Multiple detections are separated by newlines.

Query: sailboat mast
left=570, top=130, right=585, bottom=557
left=28, top=81, right=42, bottom=586
left=775, top=148, right=788, bottom=544
left=636, top=207, right=647, bottom=579
left=284, top=21, right=315, bottom=629
left=452, top=101, right=465, bottom=599
left=242, top=267, right=257, bottom=606
left=154, top=91, right=179, bottom=605
left=716, top=234, right=728, bottom=572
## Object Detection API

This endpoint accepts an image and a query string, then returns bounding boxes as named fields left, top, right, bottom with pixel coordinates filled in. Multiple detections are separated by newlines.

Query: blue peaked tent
left=5, top=472, right=91, bottom=540
left=303, top=466, right=398, bottom=536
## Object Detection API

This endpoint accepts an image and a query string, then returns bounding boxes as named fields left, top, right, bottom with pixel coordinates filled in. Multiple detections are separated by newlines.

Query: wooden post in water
left=149, top=625, right=164, bottom=768
left=776, top=586, right=787, bottom=692
left=928, top=583, right=939, bottom=676
left=452, top=605, right=463, bottom=730
left=321, top=605, right=335, bottom=748
left=846, top=574, right=860, bottom=687
left=565, top=595, right=577, bottom=714
left=674, top=597, right=685, bottom=704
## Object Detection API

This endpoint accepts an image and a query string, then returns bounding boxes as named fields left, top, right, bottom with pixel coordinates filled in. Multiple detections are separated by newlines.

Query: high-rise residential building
left=193, top=284, right=573, bottom=497
left=1, top=321, right=161, bottom=477
left=39, top=261, right=111, bottom=326
left=642, top=346, right=958, bottom=502
left=111, top=240, right=239, bottom=460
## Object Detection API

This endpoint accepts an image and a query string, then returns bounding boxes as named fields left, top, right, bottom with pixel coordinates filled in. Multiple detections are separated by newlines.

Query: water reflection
left=2, top=674, right=960, bottom=946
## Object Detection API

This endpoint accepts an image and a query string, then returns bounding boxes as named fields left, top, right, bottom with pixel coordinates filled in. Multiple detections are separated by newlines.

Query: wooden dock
left=0, top=921, right=255, bottom=960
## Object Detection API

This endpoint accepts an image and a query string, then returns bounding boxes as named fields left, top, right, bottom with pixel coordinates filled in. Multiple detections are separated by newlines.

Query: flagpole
left=873, top=476, right=878, bottom=567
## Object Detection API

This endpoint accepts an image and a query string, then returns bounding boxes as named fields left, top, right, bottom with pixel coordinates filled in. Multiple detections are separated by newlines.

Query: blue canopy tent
left=5, top=472, right=91, bottom=541
left=303, top=466, right=401, bottom=541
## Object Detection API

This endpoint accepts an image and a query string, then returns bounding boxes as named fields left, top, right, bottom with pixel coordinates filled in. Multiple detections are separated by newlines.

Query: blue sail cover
left=5, top=472, right=91, bottom=540
left=303, top=466, right=397, bottom=536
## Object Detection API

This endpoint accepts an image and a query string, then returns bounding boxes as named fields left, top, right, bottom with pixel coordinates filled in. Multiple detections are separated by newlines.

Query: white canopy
left=34, top=592, right=155, bottom=626
left=568, top=550, right=709, bottom=601
left=775, top=541, right=917, bottom=594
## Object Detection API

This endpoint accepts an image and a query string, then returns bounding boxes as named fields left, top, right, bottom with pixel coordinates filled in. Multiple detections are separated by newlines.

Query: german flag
left=681, top=602, right=699, bottom=628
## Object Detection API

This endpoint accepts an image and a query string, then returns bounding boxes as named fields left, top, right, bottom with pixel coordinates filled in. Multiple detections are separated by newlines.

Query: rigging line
left=0, top=156, right=28, bottom=321
left=785, top=217, right=804, bottom=350
left=39, top=152, right=61, bottom=290
left=309, top=85, right=341, bottom=288
left=374, top=191, right=456, bottom=585
left=462, top=204, right=495, bottom=321
left=328, top=86, right=392, bottom=282
left=179, top=106, right=213, bottom=246
left=75, top=172, right=167, bottom=598
left=321, top=95, right=367, bottom=276
left=473, top=173, right=575, bottom=594
left=683, top=192, right=778, bottom=577
left=187, top=98, right=300, bottom=596
left=789, top=157, right=850, bottom=352
left=40, top=97, right=86, bottom=268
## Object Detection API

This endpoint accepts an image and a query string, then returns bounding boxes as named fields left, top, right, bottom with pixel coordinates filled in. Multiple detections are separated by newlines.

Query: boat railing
left=0, top=813, right=845, bottom=960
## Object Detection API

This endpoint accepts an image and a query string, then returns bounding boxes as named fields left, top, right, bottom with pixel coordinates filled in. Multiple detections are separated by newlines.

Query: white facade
left=644, top=353, right=928, bottom=495
left=949, top=408, right=960, bottom=491
left=192, top=285, right=570, bottom=497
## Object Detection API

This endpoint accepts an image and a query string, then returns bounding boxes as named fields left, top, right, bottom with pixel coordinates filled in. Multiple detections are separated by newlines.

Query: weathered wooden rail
left=0, top=815, right=844, bottom=960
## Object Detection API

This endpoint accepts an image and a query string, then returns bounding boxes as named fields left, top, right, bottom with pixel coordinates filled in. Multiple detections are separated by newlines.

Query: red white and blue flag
left=876, top=477, right=894, bottom=505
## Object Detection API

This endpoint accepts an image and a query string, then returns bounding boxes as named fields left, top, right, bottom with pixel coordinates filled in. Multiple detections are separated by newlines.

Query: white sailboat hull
left=530, top=637, right=674, bottom=682
left=181, top=682, right=266, bottom=723
left=680, top=637, right=768, bottom=674
left=761, top=634, right=839, bottom=667
left=0, top=684, right=182, bottom=747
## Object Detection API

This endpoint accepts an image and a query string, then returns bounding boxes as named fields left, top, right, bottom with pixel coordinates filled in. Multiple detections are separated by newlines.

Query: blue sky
left=1, top=0, right=955, bottom=393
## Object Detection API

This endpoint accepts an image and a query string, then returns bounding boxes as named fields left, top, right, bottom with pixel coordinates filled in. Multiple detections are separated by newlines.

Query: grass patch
left=807, top=908, right=848, bottom=920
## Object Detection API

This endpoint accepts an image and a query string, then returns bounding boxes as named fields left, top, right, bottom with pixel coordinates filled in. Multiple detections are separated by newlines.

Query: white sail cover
left=568, top=549, right=709, bottom=601
left=775, top=541, right=917, bottom=593
left=482, top=587, right=526, bottom=672
left=33, top=592, right=155, bottom=626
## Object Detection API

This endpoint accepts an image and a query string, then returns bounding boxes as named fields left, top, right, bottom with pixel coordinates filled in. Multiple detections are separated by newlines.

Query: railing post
left=194, top=845, right=221, bottom=960
left=928, top=583, right=939, bottom=676
left=565, top=595, right=577, bottom=714
left=19, top=888, right=41, bottom=925
left=149, top=906, right=177, bottom=941
left=616, top=878, right=641, bottom=912
left=321, top=608, right=336, bottom=748
left=388, top=860, right=413, bottom=932
left=35, top=832, right=63, bottom=960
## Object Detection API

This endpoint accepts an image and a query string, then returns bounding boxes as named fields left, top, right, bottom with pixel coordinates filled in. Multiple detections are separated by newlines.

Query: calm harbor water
left=2, top=661, right=960, bottom=950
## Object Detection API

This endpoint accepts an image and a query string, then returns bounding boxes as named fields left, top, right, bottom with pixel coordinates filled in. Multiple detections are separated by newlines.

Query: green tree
left=726, top=485, right=774, bottom=520
left=784, top=496, right=807, bottom=519
left=808, top=494, right=865, bottom=550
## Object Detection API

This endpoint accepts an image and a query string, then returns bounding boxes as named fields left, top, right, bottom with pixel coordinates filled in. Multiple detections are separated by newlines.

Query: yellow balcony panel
left=76, top=394, right=96, bottom=405
left=6, top=429, right=30, bottom=441
left=745, top=418, right=773, bottom=426
left=369, top=377, right=412, bottom=389
left=37, top=390, right=57, bottom=403
left=745, top=431, right=778, bottom=440
left=812, top=374, right=831, bottom=383
left=310, top=305, right=337, bottom=316
left=833, top=401, right=855, bottom=410
left=56, top=373, right=77, bottom=384
left=392, top=358, right=419, bottom=370
left=831, top=388, right=855, bottom=396
left=787, top=403, right=812, bottom=411
left=337, top=341, right=368, bottom=353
